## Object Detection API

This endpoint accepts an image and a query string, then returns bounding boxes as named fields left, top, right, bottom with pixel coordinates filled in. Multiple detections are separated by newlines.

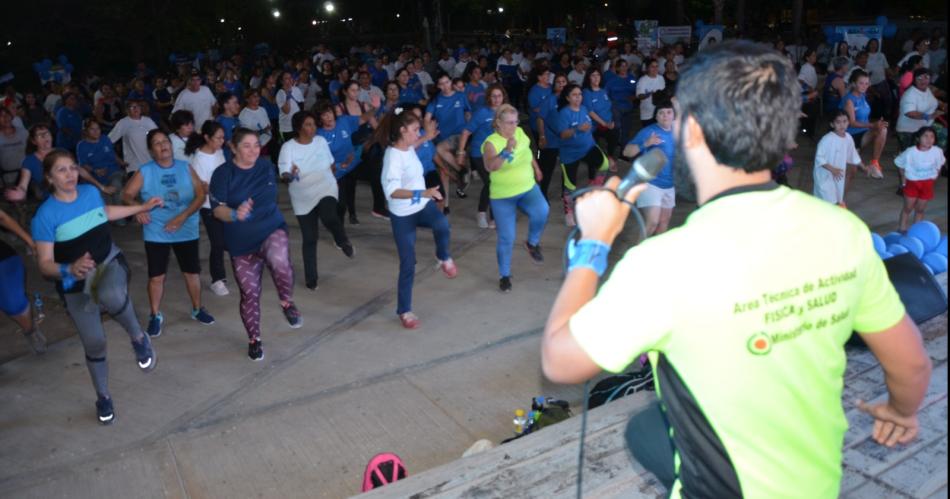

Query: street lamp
left=498, top=6, right=504, bottom=13
left=219, top=18, right=225, bottom=23
left=324, top=2, right=335, bottom=13
left=272, top=9, right=280, bottom=18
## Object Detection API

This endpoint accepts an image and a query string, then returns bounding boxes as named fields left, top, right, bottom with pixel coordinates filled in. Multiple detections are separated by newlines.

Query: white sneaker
left=210, top=280, right=230, bottom=296
left=476, top=212, right=489, bottom=229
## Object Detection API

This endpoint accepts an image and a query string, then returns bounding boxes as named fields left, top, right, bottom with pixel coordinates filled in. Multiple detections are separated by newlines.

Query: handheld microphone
left=616, top=148, right=668, bottom=200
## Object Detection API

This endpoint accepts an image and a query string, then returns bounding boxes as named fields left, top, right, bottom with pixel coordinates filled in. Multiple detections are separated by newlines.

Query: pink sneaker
left=399, top=312, right=420, bottom=329
left=439, top=259, right=458, bottom=279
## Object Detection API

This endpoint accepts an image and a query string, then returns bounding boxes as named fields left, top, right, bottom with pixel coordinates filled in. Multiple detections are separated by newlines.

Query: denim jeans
left=490, top=184, right=549, bottom=278
left=389, top=202, right=451, bottom=314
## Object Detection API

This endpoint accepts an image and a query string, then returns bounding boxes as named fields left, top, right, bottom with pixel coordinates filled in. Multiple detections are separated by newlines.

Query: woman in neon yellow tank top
left=481, top=104, right=549, bottom=292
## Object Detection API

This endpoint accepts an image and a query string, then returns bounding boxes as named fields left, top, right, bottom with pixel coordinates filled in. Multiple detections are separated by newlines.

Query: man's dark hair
left=676, top=40, right=798, bottom=173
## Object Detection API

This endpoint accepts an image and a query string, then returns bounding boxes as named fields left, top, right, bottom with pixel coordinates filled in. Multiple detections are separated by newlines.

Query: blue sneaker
left=282, top=303, right=303, bottom=329
left=191, top=307, right=215, bottom=325
left=132, top=335, right=156, bottom=372
left=146, top=312, right=163, bottom=338
left=96, top=396, right=114, bottom=425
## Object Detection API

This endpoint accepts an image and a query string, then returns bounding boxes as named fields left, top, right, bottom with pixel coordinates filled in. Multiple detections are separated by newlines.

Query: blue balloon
left=936, top=235, right=948, bottom=257
left=52, top=73, right=63, bottom=83
left=42, top=59, right=52, bottom=70
left=695, top=20, right=705, bottom=29
left=64, top=63, right=74, bottom=73
left=899, top=236, right=925, bottom=258
left=40, top=70, right=51, bottom=80
left=58, top=54, right=68, bottom=65
left=884, top=23, right=898, bottom=38
left=875, top=16, right=888, bottom=26
left=908, top=221, right=941, bottom=251
left=884, top=231, right=903, bottom=245
left=923, top=253, right=948, bottom=274
left=871, top=233, right=887, bottom=255
left=887, top=243, right=909, bottom=256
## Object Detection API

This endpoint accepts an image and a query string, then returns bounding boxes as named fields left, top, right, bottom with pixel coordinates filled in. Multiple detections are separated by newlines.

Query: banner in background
left=634, top=20, right=659, bottom=51
left=546, top=28, right=567, bottom=45
left=658, top=26, right=692, bottom=46
left=832, top=25, right=883, bottom=57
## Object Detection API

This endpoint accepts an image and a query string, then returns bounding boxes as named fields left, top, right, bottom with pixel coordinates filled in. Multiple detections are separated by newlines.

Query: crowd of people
left=0, top=27, right=945, bottom=434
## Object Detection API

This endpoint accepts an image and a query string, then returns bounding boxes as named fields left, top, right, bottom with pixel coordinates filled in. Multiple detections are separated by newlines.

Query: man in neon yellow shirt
left=541, top=41, right=933, bottom=498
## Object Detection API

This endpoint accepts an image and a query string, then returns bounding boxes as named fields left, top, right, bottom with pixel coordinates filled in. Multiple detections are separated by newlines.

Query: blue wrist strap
left=411, top=190, right=422, bottom=205
left=230, top=209, right=238, bottom=222
left=500, top=150, right=514, bottom=162
left=567, top=239, right=611, bottom=277
left=60, top=263, right=76, bottom=289
left=923, top=113, right=931, bottom=121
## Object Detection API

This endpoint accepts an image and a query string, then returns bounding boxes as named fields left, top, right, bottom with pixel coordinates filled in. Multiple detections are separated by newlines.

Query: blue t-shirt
left=208, top=158, right=287, bottom=257
left=464, top=107, right=496, bottom=158
left=138, top=159, right=200, bottom=243
left=370, top=67, right=388, bottom=89
left=329, top=80, right=344, bottom=104
left=31, top=184, right=113, bottom=292
left=416, top=130, right=437, bottom=174
left=317, top=115, right=361, bottom=179
left=399, top=86, right=424, bottom=105
left=841, top=93, right=871, bottom=136
left=604, top=71, right=637, bottom=113
left=426, top=91, right=470, bottom=140
left=465, top=83, right=486, bottom=110
left=217, top=115, right=240, bottom=162
left=55, top=106, right=83, bottom=151
left=582, top=88, right=613, bottom=123
left=543, top=108, right=562, bottom=150
left=261, top=94, right=279, bottom=120
left=556, top=106, right=595, bottom=164
left=628, top=124, right=675, bottom=189
left=21, top=154, right=48, bottom=200
left=75, top=136, right=120, bottom=183
left=527, top=84, right=554, bottom=133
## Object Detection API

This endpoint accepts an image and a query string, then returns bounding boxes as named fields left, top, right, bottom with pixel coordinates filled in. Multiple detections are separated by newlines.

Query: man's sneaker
left=146, top=313, right=163, bottom=338
left=869, top=160, right=884, bottom=179
left=131, top=335, right=156, bottom=372
left=524, top=242, right=544, bottom=265
left=349, top=214, right=360, bottom=225
left=439, top=259, right=458, bottom=279
left=499, top=276, right=512, bottom=293
left=455, top=187, right=468, bottom=199
left=371, top=209, right=390, bottom=220
left=23, top=329, right=47, bottom=355
left=336, top=241, right=355, bottom=258
left=248, top=340, right=264, bottom=361
left=282, top=303, right=303, bottom=328
left=399, top=312, right=420, bottom=329
left=96, top=396, right=115, bottom=425
left=476, top=212, right=489, bottom=229
left=191, top=307, right=215, bottom=325
left=210, top=280, right=230, bottom=296
left=442, top=206, right=451, bottom=215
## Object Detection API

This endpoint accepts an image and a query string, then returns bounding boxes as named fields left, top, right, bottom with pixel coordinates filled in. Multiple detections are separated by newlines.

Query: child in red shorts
left=895, top=126, right=945, bottom=231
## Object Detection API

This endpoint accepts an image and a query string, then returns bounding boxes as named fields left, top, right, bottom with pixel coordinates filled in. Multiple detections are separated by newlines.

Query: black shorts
left=144, top=239, right=201, bottom=278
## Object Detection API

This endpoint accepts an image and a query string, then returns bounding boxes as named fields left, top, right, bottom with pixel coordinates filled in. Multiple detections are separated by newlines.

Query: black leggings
left=593, top=126, right=620, bottom=158
left=561, top=145, right=608, bottom=192
left=200, top=208, right=227, bottom=283
left=537, top=148, right=560, bottom=202
left=296, top=197, right=348, bottom=287
left=469, top=156, right=492, bottom=213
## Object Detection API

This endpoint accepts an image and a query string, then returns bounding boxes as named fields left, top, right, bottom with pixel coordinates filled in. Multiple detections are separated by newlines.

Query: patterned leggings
left=231, top=228, right=295, bottom=342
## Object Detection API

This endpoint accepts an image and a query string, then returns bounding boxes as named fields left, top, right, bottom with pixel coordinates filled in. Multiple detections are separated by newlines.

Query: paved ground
left=0, top=132, right=946, bottom=498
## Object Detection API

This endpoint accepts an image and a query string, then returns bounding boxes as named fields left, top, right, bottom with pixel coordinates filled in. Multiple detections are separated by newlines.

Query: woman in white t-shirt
left=276, top=71, right=304, bottom=142
left=635, top=58, right=666, bottom=126
left=278, top=111, right=353, bottom=291
left=186, top=121, right=230, bottom=296
left=169, top=110, right=195, bottom=162
left=239, top=89, right=273, bottom=149
left=379, top=107, right=456, bottom=329
left=814, top=110, right=863, bottom=207
left=894, top=126, right=946, bottom=231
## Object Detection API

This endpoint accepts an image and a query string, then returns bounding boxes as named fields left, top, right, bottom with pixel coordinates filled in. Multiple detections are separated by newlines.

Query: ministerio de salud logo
left=747, top=332, right=772, bottom=355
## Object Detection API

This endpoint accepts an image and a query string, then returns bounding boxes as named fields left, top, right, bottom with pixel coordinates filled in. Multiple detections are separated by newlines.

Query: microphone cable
left=561, top=176, right=649, bottom=499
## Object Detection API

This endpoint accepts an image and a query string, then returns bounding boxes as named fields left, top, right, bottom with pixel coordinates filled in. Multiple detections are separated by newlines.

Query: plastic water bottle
left=33, top=292, right=45, bottom=323
left=513, top=408, right=528, bottom=435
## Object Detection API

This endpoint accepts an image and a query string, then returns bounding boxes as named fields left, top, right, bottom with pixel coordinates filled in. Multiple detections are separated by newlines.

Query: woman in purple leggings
left=208, top=128, right=301, bottom=361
